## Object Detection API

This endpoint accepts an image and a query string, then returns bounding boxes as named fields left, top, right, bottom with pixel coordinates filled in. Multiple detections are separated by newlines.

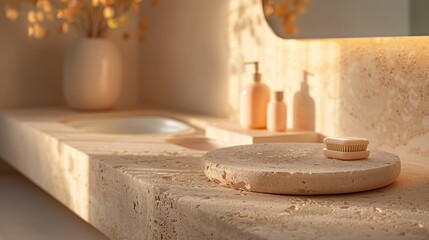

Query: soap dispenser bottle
left=240, top=61, right=270, bottom=129
left=293, top=71, right=315, bottom=131
left=267, top=90, right=287, bottom=132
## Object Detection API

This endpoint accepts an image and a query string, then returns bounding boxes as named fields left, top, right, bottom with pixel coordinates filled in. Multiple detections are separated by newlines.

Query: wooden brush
left=323, top=137, right=369, bottom=160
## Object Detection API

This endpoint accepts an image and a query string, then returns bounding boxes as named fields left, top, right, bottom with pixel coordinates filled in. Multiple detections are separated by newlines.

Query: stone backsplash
left=228, top=1, right=429, bottom=164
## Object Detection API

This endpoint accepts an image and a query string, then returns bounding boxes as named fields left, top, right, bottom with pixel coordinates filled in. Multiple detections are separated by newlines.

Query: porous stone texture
left=225, top=1, right=429, bottom=165
left=0, top=108, right=428, bottom=239
left=203, top=143, right=401, bottom=195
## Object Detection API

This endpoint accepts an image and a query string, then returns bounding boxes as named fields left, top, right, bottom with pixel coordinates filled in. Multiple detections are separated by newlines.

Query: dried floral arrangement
left=2, top=0, right=156, bottom=39
left=263, top=0, right=312, bottom=35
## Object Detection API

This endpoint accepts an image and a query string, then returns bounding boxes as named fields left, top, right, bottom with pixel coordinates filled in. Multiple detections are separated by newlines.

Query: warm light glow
left=1, top=0, right=153, bottom=39
left=5, top=5, right=19, bottom=21
left=103, top=6, right=115, bottom=19
left=227, top=1, right=341, bottom=135
left=227, top=1, right=429, bottom=166
left=263, top=0, right=313, bottom=35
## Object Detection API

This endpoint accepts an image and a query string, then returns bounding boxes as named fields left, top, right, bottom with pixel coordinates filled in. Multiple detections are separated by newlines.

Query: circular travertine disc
left=202, top=143, right=401, bottom=195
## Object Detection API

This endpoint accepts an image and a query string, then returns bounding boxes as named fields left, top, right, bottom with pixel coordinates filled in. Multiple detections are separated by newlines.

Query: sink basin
left=66, top=116, right=193, bottom=135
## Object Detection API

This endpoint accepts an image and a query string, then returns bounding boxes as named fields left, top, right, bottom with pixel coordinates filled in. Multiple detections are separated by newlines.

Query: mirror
left=263, top=0, right=429, bottom=39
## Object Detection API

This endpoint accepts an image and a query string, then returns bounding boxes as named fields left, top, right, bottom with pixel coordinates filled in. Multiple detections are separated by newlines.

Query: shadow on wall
left=0, top=8, right=140, bottom=109
left=225, top=0, right=342, bottom=130
left=140, top=0, right=428, bottom=163
left=227, top=0, right=266, bottom=120
left=0, top=12, right=73, bottom=108
left=139, top=0, right=231, bottom=117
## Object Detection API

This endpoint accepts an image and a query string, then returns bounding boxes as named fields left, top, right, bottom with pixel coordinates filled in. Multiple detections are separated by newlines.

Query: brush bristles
left=326, top=144, right=367, bottom=152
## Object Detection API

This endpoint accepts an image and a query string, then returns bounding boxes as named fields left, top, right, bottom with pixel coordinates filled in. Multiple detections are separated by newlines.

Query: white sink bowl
left=67, top=116, right=193, bottom=135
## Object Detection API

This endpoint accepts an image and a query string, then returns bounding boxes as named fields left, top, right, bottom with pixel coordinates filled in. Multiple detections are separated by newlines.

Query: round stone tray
left=202, top=143, right=401, bottom=195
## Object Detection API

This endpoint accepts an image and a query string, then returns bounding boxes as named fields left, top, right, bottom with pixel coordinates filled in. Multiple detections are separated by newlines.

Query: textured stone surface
left=0, top=108, right=429, bottom=239
left=224, top=1, right=429, bottom=165
left=138, top=1, right=429, bottom=166
left=203, top=143, right=401, bottom=195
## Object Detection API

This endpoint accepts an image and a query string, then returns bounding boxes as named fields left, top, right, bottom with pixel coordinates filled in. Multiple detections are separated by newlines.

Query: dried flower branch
left=263, top=0, right=312, bottom=35
left=2, top=0, right=154, bottom=40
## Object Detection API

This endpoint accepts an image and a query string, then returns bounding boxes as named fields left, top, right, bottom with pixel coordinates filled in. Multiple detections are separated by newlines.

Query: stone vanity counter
left=0, top=108, right=428, bottom=240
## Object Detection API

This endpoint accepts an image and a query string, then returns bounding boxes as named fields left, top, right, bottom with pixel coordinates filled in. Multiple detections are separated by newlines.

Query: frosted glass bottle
left=267, top=91, right=287, bottom=132
left=240, top=62, right=270, bottom=129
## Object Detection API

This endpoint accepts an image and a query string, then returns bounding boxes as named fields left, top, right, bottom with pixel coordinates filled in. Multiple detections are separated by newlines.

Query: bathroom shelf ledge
left=205, top=121, right=323, bottom=145
left=0, top=108, right=428, bottom=240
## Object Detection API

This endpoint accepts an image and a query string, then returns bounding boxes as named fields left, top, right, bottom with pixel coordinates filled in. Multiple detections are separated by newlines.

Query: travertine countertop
left=0, top=108, right=428, bottom=240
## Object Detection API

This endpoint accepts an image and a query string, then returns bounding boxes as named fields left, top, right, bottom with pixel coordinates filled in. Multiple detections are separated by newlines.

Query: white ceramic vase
left=63, top=39, right=123, bottom=110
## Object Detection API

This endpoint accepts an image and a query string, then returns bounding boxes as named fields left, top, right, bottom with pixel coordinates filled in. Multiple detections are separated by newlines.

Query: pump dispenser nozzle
left=301, top=70, right=312, bottom=93
left=245, top=61, right=261, bottom=82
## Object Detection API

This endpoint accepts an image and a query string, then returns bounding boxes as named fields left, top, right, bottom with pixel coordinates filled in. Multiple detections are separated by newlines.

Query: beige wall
left=0, top=15, right=69, bottom=108
left=0, top=10, right=140, bottom=109
left=139, top=0, right=230, bottom=115
left=140, top=0, right=429, bottom=164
